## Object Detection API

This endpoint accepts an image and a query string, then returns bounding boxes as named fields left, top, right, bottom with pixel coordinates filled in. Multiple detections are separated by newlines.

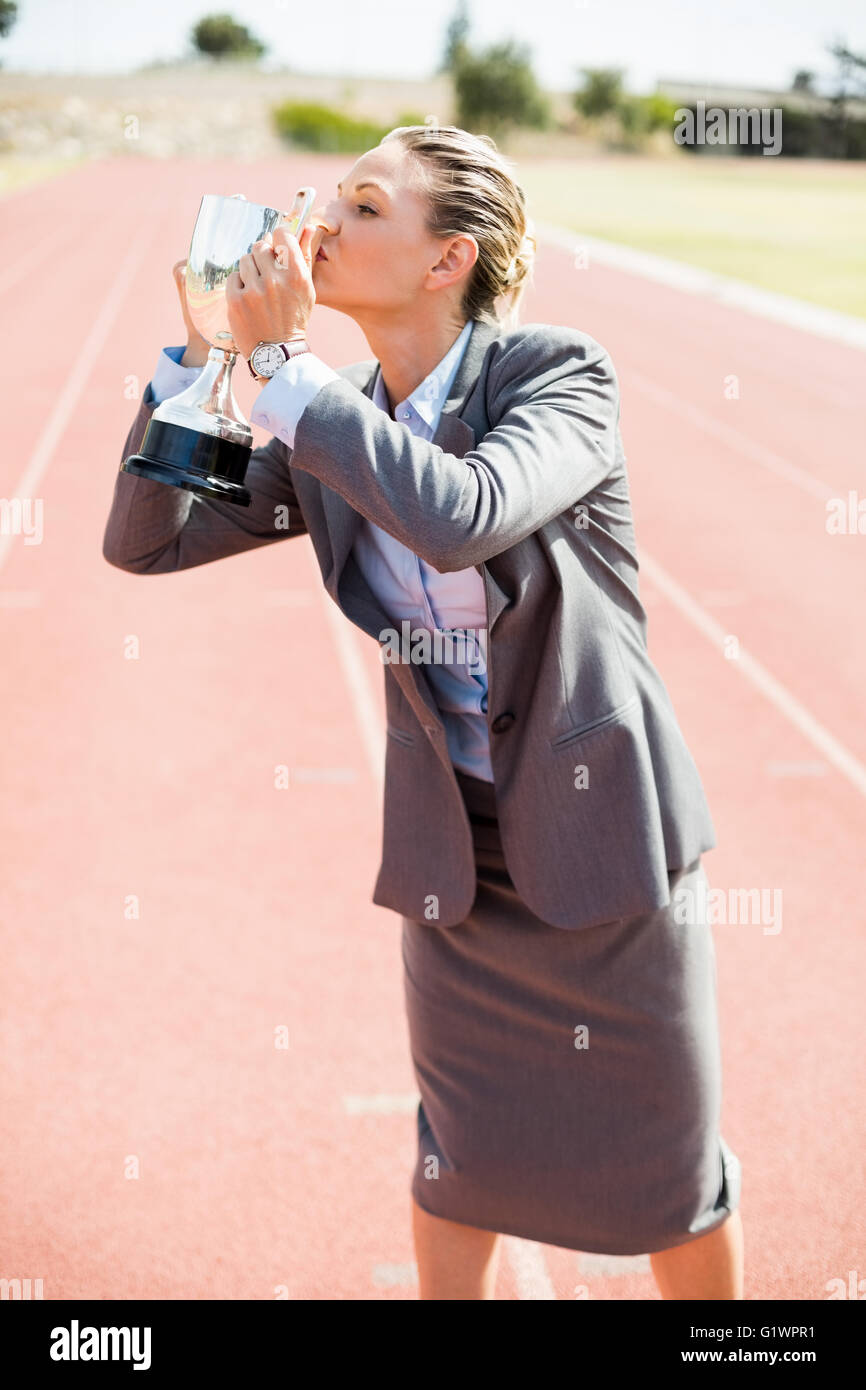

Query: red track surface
left=1, top=156, right=864, bottom=1300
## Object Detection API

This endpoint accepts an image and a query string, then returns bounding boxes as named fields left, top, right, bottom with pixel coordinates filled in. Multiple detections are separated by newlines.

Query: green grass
left=517, top=156, right=866, bottom=318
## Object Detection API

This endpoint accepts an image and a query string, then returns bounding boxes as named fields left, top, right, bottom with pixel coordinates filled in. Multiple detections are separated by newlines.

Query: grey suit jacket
left=104, top=316, right=716, bottom=930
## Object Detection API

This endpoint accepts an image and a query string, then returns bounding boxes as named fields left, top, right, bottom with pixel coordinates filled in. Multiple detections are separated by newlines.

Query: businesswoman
left=104, top=124, right=743, bottom=1300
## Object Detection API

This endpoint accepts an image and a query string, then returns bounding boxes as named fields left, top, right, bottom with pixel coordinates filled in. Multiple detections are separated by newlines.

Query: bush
left=615, top=93, right=683, bottom=143
left=615, top=95, right=654, bottom=137
left=272, top=101, right=389, bottom=153
left=751, top=104, right=866, bottom=158
left=453, top=40, right=552, bottom=138
left=573, top=68, right=624, bottom=119
left=639, top=93, right=683, bottom=132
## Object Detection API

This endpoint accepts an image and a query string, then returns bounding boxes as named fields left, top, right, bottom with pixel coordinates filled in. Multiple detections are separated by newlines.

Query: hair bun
left=504, top=229, right=536, bottom=285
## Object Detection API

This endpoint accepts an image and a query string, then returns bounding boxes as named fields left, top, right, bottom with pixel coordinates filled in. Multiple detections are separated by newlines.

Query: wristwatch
left=247, top=338, right=311, bottom=381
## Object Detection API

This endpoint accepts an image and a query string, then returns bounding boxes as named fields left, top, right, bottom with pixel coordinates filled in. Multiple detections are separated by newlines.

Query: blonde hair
left=379, top=123, right=537, bottom=333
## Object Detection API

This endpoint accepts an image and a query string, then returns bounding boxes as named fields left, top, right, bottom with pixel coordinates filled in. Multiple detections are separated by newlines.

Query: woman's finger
left=270, top=224, right=306, bottom=273
left=236, top=250, right=267, bottom=286
left=251, top=236, right=275, bottom=274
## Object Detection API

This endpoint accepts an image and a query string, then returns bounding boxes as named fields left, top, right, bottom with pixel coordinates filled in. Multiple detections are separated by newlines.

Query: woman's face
left=310, top=140, right=475, bottom=318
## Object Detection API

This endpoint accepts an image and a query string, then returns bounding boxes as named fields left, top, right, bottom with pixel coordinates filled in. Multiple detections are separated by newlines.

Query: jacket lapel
left=321, top=316, right=511, bottom=640
left=430, top=318, right=512, bottom=630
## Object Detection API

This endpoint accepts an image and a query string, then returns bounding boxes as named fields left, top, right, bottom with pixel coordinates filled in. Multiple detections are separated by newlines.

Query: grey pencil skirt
left=400, top=768, right=742, bottom=1256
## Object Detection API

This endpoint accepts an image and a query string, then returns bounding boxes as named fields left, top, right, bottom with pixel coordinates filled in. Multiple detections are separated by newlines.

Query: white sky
left=1, top=0, right=864, bottom=94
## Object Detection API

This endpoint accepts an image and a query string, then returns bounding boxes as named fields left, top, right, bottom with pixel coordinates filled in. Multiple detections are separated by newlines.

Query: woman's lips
left=316, top=248, right=328, bottom=261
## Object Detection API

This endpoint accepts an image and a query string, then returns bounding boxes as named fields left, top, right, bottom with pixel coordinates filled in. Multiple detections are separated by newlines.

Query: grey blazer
left=104, top=316, right=716, bottom=930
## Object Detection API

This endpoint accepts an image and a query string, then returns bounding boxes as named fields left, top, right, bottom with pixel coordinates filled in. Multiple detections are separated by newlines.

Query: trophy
left=121, top=187, right=317, bottom=508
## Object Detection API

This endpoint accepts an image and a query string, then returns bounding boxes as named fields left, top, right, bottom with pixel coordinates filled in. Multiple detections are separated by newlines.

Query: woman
left=104, top=124, right=743, bottom=1300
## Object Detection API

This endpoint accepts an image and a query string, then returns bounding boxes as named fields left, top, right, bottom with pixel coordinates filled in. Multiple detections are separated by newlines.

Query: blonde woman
left=104, top=125, right=743, bottom=1300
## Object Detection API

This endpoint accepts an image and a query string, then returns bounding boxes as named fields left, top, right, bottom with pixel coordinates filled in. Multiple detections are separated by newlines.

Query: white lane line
left=578, top=1252, right=651, bottom=1277
left=371, top=1263, right=417, bottom=1287
left=320, top=573, right=556, bottom=1298
left=536, top=220, right=866, bottom=353
left=504, top=1237, right=558, bottom=1300
left=638, top=548, right=866, bottom=799
left=626, top=368, right=837, bottom=503
left=0, top=215, right=158, bottom=574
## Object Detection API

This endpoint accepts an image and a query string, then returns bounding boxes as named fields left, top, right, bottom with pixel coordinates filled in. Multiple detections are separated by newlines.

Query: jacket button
left=491, top=711, right=515, bottom=733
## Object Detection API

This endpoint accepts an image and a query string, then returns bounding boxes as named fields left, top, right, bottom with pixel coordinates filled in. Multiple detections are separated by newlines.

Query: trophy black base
left=121, top=417, right=253, bottom=508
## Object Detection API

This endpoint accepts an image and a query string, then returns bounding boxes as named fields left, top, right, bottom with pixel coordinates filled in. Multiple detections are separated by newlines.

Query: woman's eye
left=356, top=204, right=377, bottom=216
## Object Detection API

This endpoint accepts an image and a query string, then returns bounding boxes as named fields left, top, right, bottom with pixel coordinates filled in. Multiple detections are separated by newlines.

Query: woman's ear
left=432, top=234, right=478, bottom=285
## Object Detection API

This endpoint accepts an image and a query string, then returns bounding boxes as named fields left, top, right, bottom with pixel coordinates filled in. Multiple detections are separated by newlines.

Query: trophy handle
left=280, top=186, right=317, bottom=238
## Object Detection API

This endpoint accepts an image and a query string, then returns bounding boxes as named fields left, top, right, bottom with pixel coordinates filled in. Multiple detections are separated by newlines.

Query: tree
left=826, top=39, right=866, bottom=156
left=827, top=39, right=866, bottom=98
left=440, top=0, right=470, bottom=75
left=191, top=12, right=267, bottom=61
left=0, top=1, right=18, bottom=40
left=791, top=69, right=816, bottom=93
left=573, top=67, right=625, bottom=119
left=453, top=39, right=551, bottom=138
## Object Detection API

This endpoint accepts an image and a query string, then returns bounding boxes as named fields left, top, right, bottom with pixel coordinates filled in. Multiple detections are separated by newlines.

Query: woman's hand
left=172, top=259, right=211, bottom=367
left=225, top=222, right=318, bottom=362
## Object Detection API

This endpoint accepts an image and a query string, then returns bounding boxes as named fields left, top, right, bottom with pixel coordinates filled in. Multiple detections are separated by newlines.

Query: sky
left=1, top=0, right=864, bottom=95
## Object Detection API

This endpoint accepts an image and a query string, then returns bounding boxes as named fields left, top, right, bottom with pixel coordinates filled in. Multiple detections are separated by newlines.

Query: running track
left=1, top=156, right=864, bottom=1300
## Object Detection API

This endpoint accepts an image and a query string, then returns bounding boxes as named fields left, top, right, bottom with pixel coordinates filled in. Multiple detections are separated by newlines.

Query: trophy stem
left=198, top=347, right=247, bottom=443
left=153, top=346, right=251, bottom=447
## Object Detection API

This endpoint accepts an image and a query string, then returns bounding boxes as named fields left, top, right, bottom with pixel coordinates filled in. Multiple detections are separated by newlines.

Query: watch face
left=252, top=344, right=284, bottom=377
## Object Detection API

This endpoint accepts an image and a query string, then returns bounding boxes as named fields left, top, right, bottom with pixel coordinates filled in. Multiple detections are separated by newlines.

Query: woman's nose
left=311, top=204, right=336, bottom=233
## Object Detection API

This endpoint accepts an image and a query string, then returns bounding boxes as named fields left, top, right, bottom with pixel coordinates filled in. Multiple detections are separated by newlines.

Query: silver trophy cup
left=122, top=187, right=317, bottom=508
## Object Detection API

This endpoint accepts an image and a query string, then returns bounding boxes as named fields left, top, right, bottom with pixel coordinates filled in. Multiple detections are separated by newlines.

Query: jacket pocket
left=386, top=722, right=416, bottom=747
left=549, top=693, right=640, bottom=750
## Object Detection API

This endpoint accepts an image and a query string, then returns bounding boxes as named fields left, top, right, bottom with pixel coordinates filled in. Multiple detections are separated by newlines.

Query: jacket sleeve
left=286, top=326, right=620, bottom=573
left=102, top=382, right=308, bottom=574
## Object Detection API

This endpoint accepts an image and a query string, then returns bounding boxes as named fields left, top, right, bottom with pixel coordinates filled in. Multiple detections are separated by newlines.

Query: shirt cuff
left=149, top=344, right=206, bottom=405
left=250, top=352, right=340, bottom=449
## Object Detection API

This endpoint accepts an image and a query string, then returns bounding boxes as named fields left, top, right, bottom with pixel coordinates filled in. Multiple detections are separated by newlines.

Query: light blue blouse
left=149, top=322, right=493, bottom=781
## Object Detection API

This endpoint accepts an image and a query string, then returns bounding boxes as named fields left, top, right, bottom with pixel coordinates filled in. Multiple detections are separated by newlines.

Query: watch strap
left=281, top=338, right=311, bottom=360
